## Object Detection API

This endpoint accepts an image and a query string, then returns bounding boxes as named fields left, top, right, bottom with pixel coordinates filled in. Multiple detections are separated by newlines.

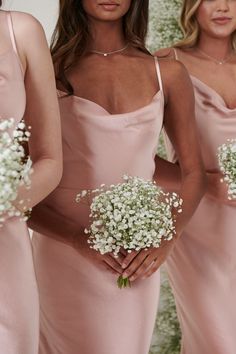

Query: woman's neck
left=88, top=19, right=126, bottom=52
left=197, top=33, right=233, bottom=59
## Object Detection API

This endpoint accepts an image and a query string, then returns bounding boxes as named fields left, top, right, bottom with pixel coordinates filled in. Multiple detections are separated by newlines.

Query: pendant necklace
left=197, top=48, right=234, bottom=65
left=90, top=43, right=129, bottom=57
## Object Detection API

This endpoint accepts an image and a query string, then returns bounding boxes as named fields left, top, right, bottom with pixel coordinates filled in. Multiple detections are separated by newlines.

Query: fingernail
left=130, top=276, right=134, bottom=281
left=123, top=272, right=128, bottom=278
left=122, top=263, right=126, bottom=269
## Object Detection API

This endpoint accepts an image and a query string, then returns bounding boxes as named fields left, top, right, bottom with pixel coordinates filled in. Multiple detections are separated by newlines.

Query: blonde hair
left=175, top=0, right=236, bottom=50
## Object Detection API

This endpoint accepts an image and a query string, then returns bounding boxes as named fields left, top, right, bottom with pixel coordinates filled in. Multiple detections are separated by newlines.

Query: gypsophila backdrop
left=148, top=0, right=183, bottom=353
left=147, top=0, right=183, bottom=52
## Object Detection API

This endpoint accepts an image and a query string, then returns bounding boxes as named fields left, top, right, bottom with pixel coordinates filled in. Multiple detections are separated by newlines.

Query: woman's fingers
left=102, top=255, right=123, bottom=275
left=128, top=256, right=154, bottom=281
left=122, top=250, right=149, bottom=280
left=111, top=252, right=126, bottom=266
left=142, top=260, right=161, bottom=279
left=121, top=250, right=140, bottom=269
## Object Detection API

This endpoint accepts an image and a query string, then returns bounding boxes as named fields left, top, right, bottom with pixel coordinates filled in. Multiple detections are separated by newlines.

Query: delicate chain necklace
left=90, top=43, right=129, bottom=57
left=197, top=48, right=234, bottom=65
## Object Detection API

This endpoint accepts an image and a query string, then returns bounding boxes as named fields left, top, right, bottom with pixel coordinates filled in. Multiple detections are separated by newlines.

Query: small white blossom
left=76, top=175, right=183, bottom=263
left=147, top=0, right=182, bottom=51
left=0, top=118, right=32, bottom=226
left=218, top=139, right=236, bottom=200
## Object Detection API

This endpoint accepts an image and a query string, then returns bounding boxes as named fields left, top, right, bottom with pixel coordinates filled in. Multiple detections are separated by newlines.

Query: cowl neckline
left=190, top=74, right=236, bottom=113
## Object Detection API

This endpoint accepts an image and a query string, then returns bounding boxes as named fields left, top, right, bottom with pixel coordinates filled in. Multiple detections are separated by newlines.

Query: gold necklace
left=90, top=44, right=129, bottom=57
left=197, top=48, right=234, bottom=65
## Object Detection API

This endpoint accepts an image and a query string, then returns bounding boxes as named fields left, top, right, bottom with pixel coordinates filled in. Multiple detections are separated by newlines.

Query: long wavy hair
left=175, top=0, right=236, bottom=50
left=51, top=0, right=150, bottom=94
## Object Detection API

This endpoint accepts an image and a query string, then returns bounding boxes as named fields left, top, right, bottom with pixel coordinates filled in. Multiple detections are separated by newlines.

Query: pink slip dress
left=164, top=48, right=236, bottom=354
left=0, top=10, right=39, bottom=354
left=32, top=57, right=164, bottom=354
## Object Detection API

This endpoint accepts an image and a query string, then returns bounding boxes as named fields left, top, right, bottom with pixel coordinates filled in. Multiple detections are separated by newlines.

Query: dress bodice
left=165, top=49, right=236, bottom=171
left=42, top=57, right=165, bottom=228
left=190, top=75, right=236, bottom=170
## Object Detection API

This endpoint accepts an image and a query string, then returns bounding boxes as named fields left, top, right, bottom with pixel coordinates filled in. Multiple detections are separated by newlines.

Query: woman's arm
left=11, top=12, right=62, bottom=211
left=154, top=155, right=181, bottom=191
left=122, top=60, right=206, bottom=281
left=29, top=203, right=78, bottom=245
left=157, top=60, right=206, bottom=233
left=29, top=203, right=124, bottom=275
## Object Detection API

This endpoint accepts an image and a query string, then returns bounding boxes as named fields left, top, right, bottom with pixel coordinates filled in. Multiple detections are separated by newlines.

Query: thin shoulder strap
left=7, top=12, right=18, bottom=55
left=173, top=47, right=179, bottom=61
left=7, top=11, right=24, bottom=75
left=154, top=56, right=163, bottom=92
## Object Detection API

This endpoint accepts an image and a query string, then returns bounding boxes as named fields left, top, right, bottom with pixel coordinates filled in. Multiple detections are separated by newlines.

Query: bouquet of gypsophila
left=0, top=118, right=32, bottom=226
left=76, top=175, right=183, bottom=288
left=218, top=139, right=236, bottom=200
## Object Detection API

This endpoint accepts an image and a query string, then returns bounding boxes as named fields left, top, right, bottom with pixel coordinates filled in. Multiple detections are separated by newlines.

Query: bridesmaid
left=155, top=0, right=236, bottom=353
left=0, top=4, right=62, bottom=354
left=29, top=1, right=205, bottom=353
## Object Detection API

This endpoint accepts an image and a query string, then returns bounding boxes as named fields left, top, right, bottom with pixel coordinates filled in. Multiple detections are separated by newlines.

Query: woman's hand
left=121, top=238, right=176, bottom=282
left=206, top=171, right=236, bottom=205
left=74, top=235, right=126, bottom=276
left=29, top=203, right=125, bottom=276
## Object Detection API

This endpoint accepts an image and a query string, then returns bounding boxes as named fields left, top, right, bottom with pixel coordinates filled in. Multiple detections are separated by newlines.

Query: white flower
left=218, top=139, right=236, bottom=200
left=147, top=0, right=183, bottom=51
left=76, top=175, right=182, bottom=258
left=0, top=118, right=32, bottom=225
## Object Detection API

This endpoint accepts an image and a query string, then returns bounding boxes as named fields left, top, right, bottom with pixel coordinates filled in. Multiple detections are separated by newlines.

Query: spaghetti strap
left=154, top=56, right=163, bottom=93
left=173, top=47, right=179, bottom=60
left=7, top=11, right=24, bottom=75
left=7, top=12, right=18, bottom=54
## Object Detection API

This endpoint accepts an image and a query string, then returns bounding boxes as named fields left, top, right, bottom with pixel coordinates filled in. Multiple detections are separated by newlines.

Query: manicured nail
left=122, top=263, right=126, bottom=269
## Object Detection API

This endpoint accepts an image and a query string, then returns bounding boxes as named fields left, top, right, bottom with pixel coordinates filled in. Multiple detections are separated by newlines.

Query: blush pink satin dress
left=32, top=57, right=164, bottom=354
left=164, top=49, right=236, bottom=354
left=0, top=10, right=39, bottom=354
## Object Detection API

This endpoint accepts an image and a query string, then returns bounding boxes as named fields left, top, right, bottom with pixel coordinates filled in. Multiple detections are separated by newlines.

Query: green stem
left=117, top=275, right=131, bottom=289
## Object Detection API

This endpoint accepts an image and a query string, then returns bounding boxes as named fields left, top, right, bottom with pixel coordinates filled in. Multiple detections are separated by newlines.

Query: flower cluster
left=218, top=139, right=236, bottom=199
left=147, top=0, right=183, bottom=52
left=76, top=176, right=183, bottom=287
left=0, top=118, right=32, bottom=226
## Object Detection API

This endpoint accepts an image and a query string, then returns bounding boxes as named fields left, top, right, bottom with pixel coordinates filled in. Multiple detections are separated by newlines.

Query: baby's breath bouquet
left=0, top=118, right=32, bottom=226
left=76, top=175, right=183, bottom=288
left=218, top=139, right=236, bottom=200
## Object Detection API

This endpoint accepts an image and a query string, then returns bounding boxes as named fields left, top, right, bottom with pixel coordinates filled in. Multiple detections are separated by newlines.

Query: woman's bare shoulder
left=10, top=11, right=45, bottom=40
left=153, top=47, right=175, bottom=59
left=156, top=56, right=192, bottom=97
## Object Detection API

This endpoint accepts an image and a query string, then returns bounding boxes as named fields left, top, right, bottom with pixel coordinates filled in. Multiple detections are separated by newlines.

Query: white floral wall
left=148, top=1, right=183, bottom=353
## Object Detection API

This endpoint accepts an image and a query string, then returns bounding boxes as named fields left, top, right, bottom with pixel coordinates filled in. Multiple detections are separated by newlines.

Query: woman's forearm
left=14, top=158, right=62, bottom=212
left=154, top=155, right=206, bottom=235
left=28, top=202, right=77, bottom=246
left=176, top=170, right=206, bottom=235
left=154, top=155, right=181, bottom=190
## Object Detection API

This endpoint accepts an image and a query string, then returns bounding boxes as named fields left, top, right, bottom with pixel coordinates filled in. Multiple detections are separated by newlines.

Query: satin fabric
left=165, top=54, right=236, bottom=354
left=32, top=58, right=164, bottom=354
left=0, top=10, right=39, bottom=354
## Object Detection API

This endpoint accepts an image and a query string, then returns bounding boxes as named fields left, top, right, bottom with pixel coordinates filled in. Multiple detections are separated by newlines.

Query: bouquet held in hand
left=0, top=118, right=32, bottom=226
left=76, top=175, right=183, bottom=288
left=218, top=139, right=236, bottom=200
